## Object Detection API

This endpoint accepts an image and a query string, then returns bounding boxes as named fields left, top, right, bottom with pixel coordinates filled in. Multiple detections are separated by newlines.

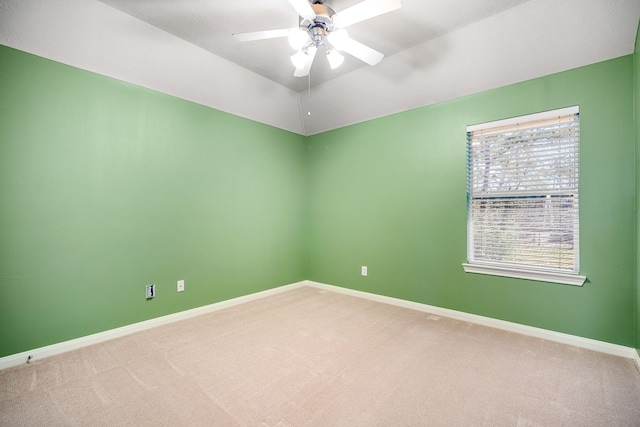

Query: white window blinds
left=466, top=106, right=580, bottom=279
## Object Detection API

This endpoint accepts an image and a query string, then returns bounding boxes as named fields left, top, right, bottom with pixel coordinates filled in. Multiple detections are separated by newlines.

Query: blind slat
left=467, top=109, right=580, bottom=274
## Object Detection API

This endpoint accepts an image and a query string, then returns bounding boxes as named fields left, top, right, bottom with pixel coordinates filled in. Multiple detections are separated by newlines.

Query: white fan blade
left=293, top=46, right=317, bottom=77
left=328, top=32, right=384, bottom=66
left=333, top=0, right=402, bottom=28
left=288, top=0, right=316, bottom=20
left=232, top=28, right=291, bottom=42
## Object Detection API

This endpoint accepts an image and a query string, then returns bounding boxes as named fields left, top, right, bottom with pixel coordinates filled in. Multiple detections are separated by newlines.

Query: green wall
left=635, top=20, right=640, bottom=358
left=2, top=42, right=638, bottom=358
left=307, top=55, right=636, bottom=347
left=0, top=45, right=307, bottom=357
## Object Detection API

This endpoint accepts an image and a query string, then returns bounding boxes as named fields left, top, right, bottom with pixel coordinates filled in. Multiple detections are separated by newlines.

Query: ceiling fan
left=232, top=0, right=402, bottom=77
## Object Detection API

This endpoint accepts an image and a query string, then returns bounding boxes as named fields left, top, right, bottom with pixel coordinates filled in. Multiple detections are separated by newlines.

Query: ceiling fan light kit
left=290, top=49, right=307, bottom=69
left=326, top=49, right=344, bottom=69
left=233, top=0, right=402, bottom=77
left=288, top=28, right=309, bottom=50
left=293, top=45, right=318, bottom=77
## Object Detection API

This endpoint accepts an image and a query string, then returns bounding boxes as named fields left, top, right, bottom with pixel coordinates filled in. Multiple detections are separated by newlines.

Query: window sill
left=462, top=263, right=586, bottom=286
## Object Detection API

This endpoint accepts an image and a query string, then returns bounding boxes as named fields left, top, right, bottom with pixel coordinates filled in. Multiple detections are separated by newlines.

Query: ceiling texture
left=97, top=0, right=532, bottom=93
left=1, top=0, right=639, bottom=135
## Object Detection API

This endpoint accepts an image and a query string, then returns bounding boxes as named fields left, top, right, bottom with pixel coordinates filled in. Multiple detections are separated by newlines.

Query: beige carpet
left=1, top=286, right=639, bottom=426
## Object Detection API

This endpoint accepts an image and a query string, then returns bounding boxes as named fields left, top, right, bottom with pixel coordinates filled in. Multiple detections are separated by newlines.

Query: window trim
left=462, top=263, right=586, bottom=286
left=463, top=106, right=586, bottom=286
left=466, top=106, right=579, bottom=133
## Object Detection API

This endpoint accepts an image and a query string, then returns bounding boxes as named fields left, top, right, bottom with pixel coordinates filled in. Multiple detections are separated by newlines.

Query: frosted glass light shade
left=326, top=49, right=344, bottom=69
left=290, top=50, right=308, bottom=69
left=288, top=29, right=309, bottom=50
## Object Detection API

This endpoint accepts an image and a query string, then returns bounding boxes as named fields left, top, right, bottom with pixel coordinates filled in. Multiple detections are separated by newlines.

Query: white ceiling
left=96, top=0, right=532, bottom=92
left=1, top=0, right=639, bottom=135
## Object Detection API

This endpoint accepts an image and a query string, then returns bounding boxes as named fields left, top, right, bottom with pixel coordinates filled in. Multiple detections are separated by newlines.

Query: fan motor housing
left=300, top=3, right=336, bottom=47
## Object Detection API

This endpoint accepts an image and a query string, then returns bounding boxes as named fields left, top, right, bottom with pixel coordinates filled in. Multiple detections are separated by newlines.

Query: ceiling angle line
left=296, top=89, right=308, bottom=136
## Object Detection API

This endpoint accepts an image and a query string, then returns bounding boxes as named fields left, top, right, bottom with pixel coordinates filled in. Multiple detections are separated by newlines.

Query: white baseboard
left=305, top=280, right=638, bottom=360
left=634, top=350, right=640, bottom=372
left=0, top=281, right=307, bottom=370
left=2, top=279, right=636, bottom=370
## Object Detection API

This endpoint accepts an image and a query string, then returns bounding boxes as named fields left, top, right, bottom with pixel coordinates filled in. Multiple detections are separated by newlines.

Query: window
left=462, top=106, right=586, bottom=286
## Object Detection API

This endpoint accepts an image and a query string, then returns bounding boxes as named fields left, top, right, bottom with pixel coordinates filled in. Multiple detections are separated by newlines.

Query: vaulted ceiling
left=97, top=0, right=532, bottom=93
left=1, top=0, right=639, bottom=135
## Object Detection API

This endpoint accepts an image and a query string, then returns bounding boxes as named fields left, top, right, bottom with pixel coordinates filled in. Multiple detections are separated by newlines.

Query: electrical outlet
left=361, top=266, right=368, bottom=276
left=177, top=280, right=184, bottom=292
left=146, top=284, right=155, bottom=299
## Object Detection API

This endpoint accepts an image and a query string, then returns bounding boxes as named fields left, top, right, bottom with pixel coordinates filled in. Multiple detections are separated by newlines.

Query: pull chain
left=307, top=71, right=311, bottom=116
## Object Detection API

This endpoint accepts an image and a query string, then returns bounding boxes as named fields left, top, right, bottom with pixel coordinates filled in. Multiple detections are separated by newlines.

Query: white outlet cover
left=177, top=280, right=185, bottom=292
left=361, top=266, right=367, bottom=276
